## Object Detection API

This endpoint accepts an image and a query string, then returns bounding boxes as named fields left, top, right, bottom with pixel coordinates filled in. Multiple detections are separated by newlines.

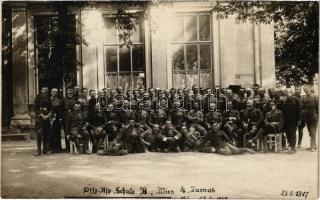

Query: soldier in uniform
left=237, top=88, right=247, bottom=111
left=69, top=103, right=90, bottom=154
left=198, top=123, right=255, bottom=155
left=78, top=88, right=89, bottom=119
left=248, top=101, right=284, bottom=152
left=294, top=87, right=305, bottom=148
left=49, top=88, right=62, bottom=153
left=282, top=89, right=301, bottom=154
left=182, top=88, right=194, bottom=111
left=104, top=104, right=119, bottom=142
left=168, top=101, right=186, bottom=150
left=239, top=100, right=264, bottom=148
left=222, top=100, right=241, bottom=145
left=157, top=120, right=182, bottom=152
left=73, top=85, right=81, bottom=99
left=302, top=86, right=318, bottom=151
left=203, top=89, right=216, bottom=114
left=187, top=101, right=206, bottom=137
left=34, top=87, right=52, bottom=156
left=89, top=103, right=107, bottom=153
left=204, top=103, right=222, bottom=131
left=148, top=103, right=167, bottom=128
left=184, top=126, right=202, bottom=151
left=61, top=87, right=77, bottom=152
left=117, top=100, right=134, bottom=128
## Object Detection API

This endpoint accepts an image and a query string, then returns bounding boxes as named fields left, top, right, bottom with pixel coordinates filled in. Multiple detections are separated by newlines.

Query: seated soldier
left=104, top=104, right=119, bottom=142
left=248, top=101, right=284, bottom=152
left=198, top=123, right=255, bottom=155
left=168, top=101, right=186, bottom=150
left=204, top=103, right=222, bottom=130
left=98, top=120, right=147, bottom=156
left=139, top=123, right=157, bottom=151
left=117, top=100, right=134, bottom=128
left=148, top=103, right=167, bottom=128
left=184, top=126, right=202, bottom=151
left=222, top=100, right=241, bottom=145
left=69, top=103, right=90, bottom=154
left=89, top=103, right=107, bottom=153
left=157, top=120, right=182, bottom=152
left=238, top=100, right=263, bottom=148
left=187, top=101, right=207, bottom=138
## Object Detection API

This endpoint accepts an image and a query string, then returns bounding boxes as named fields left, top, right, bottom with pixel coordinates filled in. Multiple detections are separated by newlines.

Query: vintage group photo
left=1, top=0, right=319, bottom=199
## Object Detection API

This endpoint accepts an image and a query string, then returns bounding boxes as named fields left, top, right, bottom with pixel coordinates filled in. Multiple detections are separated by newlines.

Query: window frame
left=103, top=14, right=145, bottom=90
left=34, top=14, right=78, bottom=94
left=171, top=12, right=214, bottom=89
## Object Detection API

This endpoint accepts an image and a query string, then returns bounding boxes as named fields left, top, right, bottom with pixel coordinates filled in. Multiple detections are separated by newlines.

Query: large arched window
left=171, top=13, right=213, bottom=89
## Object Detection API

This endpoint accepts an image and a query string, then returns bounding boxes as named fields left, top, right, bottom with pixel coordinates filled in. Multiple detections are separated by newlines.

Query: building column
left=253, top=23, right=261, bottom=86
left=10, top=5, right=32, bottom=129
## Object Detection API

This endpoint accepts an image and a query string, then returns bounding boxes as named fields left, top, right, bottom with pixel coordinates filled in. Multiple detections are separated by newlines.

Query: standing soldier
left=73, top=85, right=81, bottom=99
left=49, top=88, right=62, bottom=153
left=294, top=86, right=306, bottom=148
left=302, top=86, right=318, bottom=152
left=238, top=88, right=247, bottom=111
left=34, top=87, right=51, bottom=156
left=61, top=87, right=77, bottom=152
left=78, top=88, right=89, bottom=119
left=182, top=88, right=194, bottom=112
left=282, top=89, right=301, bottom=154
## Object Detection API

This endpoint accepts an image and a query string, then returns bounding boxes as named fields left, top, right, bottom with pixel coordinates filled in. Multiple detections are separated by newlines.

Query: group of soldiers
left=34, top=84, right=318, bottom=156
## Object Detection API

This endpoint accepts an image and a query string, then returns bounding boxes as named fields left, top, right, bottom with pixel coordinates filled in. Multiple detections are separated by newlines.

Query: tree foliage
left=213, top=1, right=319, bottom=86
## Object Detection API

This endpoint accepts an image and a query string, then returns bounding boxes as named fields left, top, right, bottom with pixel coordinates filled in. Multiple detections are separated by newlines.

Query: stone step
left=2, top=133, right=30, bottom=141
left=2, top=128, right=21, bottom=135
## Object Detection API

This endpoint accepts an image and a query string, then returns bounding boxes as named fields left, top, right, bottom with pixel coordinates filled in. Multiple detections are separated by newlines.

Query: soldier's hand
left=163, top=137, right=167, bottom=141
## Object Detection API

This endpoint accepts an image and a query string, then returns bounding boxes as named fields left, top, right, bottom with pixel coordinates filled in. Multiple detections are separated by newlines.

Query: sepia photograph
left=1, top=0, right=319, bottom=199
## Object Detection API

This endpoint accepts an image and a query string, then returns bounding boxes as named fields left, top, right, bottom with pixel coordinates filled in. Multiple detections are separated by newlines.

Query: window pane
left=200, top=45, right=211, bottom=69
left=172, top=16, right=184, bottom=41
left=104, top=17, right=117, bottom=44
left=64, top=47, right=77, bottom=71
left=172, top=44, right=185, bottom=70
left=186, top=72, right=199, bottom=89
left=132, top=45, right=144, bottom=71
left=200, top=71, right=212, bottom=88
left=65, top=16, right=76, bottom=44
left=184, top=15, right=197, bottom=41
left=131, top=22, right=143, bottom=43
left=186, top=45, right=198, bottom=70
left=105, top=46, right=117, bottom=72
left=106, top=73, right=118, bottom=89
left=173, top=72, right=186, bottom=88
left=37, top=48, right=51, bottom=70
left=133, top=72, right=145, bottom=89
left=199, top=15, right=210, bottom=41
left=119, top=72, right=131, bottom=91
left=119, top=46, right=131, bottom=71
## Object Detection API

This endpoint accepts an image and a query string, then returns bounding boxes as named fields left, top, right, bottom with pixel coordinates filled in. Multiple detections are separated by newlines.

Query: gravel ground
left=1, top=131, right=318, bottom=199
